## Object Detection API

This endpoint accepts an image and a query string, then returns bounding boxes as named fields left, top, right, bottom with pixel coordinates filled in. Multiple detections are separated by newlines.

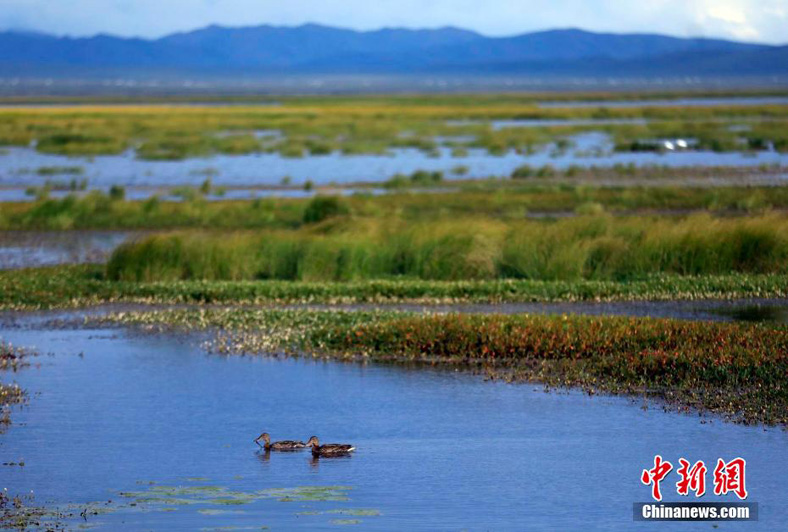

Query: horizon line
left=1, top=22, right=782, bottom=47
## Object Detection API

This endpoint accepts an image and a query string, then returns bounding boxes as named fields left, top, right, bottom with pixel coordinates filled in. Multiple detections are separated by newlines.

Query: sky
left=1, top=0, right=786, bottom=44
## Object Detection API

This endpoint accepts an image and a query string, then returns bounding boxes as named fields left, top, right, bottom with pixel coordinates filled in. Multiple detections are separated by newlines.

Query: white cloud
left=0, top=0, right=785, bottom=44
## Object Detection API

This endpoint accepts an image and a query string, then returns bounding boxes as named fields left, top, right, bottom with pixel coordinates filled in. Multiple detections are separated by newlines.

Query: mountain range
left=0, top=24, right=785, bottom=78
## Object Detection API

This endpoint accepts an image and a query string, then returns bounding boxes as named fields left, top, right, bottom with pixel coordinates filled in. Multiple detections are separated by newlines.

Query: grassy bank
left=94, top=308, right=788, bottom=426
left=3, top=184, right=788, bottom=231
left=2, top=265, right=788, bottom=309
left=106, top=214, right=788, bottom=282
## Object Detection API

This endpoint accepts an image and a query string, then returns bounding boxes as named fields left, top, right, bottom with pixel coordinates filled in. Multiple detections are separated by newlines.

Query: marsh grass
left=2, top=264, right=788, bottom=309
left=317, top=312, right=788, bottom=425
left=105, top=214, right=788, bottom=282
left=4, top=184, right=788, bottom=231
left=1, top=97, right=787, bottom=160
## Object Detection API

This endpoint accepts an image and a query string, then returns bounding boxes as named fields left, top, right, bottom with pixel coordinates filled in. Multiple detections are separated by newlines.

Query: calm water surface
left=0, top=231, right=135, bottom=269
left=2, top=134, right=787, bottom=190
left=0, top=326, right=786, bottom=530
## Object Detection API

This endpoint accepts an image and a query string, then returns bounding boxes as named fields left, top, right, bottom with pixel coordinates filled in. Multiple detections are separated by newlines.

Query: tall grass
left=106, top=214, right=788, bottom=282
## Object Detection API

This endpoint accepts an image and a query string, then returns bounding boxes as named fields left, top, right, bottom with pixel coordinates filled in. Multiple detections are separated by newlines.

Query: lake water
left=0, top=231, right=136, bottom=269
left=1, top=324, right=786, bottom=530
left=1, top=136, right=787, bottom=191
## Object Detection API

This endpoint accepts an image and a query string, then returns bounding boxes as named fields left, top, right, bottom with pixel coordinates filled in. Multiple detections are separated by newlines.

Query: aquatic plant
left=0, top=341, right=33, bottom=432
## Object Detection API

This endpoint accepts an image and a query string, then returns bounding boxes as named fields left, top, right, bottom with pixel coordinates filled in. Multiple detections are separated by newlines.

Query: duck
left=305, top=436, right=355, bottom=457
left=254, top=432, right=306, bottom=451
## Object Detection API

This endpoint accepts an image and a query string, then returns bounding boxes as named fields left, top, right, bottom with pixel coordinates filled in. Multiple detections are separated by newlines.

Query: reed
left=105, top=213, right=788, bottom=282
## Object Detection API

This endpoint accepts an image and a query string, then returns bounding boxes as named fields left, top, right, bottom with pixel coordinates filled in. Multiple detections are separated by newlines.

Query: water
left=0, top=231, right=136, bottom=269
left=0, top=325, right=786, bottom=530
left=0, top=185, right=390, bottom=203
left=1, top=139, right=787, bottom=190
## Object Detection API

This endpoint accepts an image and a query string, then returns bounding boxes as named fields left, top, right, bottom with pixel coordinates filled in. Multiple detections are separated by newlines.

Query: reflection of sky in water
left=0, top=231, right=133, bottom=269
left=0, top=131, right=786, bottom=189
left=1, top=326, right=787, bottom=531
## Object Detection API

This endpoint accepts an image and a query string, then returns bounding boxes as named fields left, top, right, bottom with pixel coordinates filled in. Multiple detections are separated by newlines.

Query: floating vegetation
left=197, top=509, right=247, bottom=515
left=0, top=481, right=362, bottom=529
left=0, top=491, right=117, bottom=530
left=0, top=341, right=35, bottom=432
left=0, top=491, right=60, bottom=530
left=0, top=341, right=35, bottom=372
left=118, top=484, right=353, bottom=507
left=328, top=509, right=382, bottom=516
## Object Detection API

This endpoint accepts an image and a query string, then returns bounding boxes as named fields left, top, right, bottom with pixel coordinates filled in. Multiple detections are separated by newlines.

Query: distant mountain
left=0, top=24, right=784, bottom=78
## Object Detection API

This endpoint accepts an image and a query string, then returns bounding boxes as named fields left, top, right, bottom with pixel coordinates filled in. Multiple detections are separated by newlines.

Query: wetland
left=2, top=91, right=788, bottom=530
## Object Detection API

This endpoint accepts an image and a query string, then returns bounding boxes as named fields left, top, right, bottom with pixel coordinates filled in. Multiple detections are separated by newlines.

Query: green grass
left=2, top=264, right=788, bottom=309
left=104, top=214, right=788, bottom=282
left=3, top=183, right=788, bottom=231
left=92, top=307, right=788, bottom=425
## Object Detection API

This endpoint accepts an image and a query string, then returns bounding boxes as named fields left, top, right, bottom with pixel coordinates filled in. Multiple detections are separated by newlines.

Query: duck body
left=269, top=440, right=306, bottom=451
left=255, top=432, right=305, bottom=451
left=306, top=436, right=355, bottom=457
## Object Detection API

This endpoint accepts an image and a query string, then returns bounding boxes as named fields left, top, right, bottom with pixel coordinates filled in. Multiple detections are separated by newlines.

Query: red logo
left=676, top=458, right=707, bottom=497
left=642, top=456, right=748, bottom=501
left=713, top=458, right=748, bottom=500
left=641, top=455, right=673, bottom=501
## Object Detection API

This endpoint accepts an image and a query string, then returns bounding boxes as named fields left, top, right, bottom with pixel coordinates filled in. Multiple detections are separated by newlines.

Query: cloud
left=0, top=0, right=785, bottom=44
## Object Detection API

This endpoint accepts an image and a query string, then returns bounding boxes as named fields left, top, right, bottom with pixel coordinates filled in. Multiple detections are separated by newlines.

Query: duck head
left=255, top=432, right=271, bottom=445
left=306, top=436, right=319, bottom=447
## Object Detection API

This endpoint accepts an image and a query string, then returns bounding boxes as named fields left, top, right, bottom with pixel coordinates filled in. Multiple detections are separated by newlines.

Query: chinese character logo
left=676, top=458, right=707, bottom=497
left=641, top=455, right=673, bottom=501
left=713, top=457, right=748, bottom=500
left=642, top=456, right=748, bottom=501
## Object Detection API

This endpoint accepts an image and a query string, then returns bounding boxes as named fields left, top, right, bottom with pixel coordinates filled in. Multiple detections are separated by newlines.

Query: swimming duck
left=254, top=432, right=306, bottom=451
left=305, top=436, right=355, bottom=457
